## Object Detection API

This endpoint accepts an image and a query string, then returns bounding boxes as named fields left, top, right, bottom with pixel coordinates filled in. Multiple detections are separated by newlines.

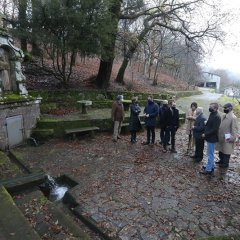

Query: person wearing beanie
left=215, top=103, right=239, bottom=168
left=111, top=95, right=124, bottom=142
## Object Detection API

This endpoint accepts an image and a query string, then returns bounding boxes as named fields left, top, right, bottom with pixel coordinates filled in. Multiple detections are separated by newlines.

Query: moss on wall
left=0, top=93, right=35, bottom=104
left=29, top=89, right=199, bottom=112
left=29, top=90, right=171, bottom=104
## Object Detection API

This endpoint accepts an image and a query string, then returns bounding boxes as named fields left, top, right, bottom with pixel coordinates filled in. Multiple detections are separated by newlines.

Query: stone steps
left=0, top=185, right=91, bottom=240
left=14, top=190, right=91, bottom=240
left=0, top=185, right=41, bottom=240
left=0, top=150, right=92, bottom=240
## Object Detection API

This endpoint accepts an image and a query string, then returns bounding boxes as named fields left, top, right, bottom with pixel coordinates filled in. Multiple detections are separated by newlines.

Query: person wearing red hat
left=216, top=103, right=239, bottom=168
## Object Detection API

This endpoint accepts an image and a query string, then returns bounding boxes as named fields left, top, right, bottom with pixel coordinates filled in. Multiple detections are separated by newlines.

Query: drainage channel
left=41, top=175, right=113, bottom=240
left=8, top=150, right=31, bottom=174
left=7, top=151, right=111, bottom=239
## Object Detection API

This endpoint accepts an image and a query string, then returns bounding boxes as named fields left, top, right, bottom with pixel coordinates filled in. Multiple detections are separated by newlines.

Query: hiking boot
left=219, top=163, right=229, bottom=168
left=199, top=169, right=213, bottom=174
left=171, top=148, right=177, bottom=153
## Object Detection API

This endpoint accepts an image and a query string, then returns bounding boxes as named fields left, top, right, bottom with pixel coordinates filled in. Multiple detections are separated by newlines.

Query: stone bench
left=64, top=126, right=100, bottom=139
left=122, top=100, right=132, bottom=111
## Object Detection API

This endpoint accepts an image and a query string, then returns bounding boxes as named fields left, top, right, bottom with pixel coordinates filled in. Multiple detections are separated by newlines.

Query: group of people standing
left=143, top=96, right=179, bottom=153
left=111, top=95, right=239, bottom=174
left=111, top=95, right=180, bottom=153
left=186, top=101, right=239, bottom=174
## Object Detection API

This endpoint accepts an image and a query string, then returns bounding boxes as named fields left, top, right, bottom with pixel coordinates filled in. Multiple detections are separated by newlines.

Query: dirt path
left=177, top=87, right=222, bottom=117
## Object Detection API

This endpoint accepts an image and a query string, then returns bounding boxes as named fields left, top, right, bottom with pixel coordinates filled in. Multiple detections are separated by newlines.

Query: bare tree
left=115, top=0, right=227, bottom=85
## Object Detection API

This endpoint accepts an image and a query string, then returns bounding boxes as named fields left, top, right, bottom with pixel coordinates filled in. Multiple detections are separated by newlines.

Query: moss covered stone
left=0, top=186, right=41, bottom=239
left=0, top=151, right=23, bottom=180
left=0, top=93, right=35, bottom=104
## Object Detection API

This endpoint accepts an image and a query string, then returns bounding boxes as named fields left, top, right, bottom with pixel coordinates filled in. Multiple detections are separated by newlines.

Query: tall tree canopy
left=0, top=0, right=229, bottom=89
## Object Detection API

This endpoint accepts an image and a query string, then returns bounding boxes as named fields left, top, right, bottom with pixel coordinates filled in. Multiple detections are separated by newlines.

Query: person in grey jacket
left=191, top=107, right=206, bottom=162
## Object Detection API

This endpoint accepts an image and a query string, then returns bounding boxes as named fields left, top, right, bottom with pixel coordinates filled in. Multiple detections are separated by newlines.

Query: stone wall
left=0, top=101, right=40, bottom=150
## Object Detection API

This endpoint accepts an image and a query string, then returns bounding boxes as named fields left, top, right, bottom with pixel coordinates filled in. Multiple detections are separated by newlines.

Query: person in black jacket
left=129, top=97, right=141, bottom=143
left=200, top=103, right=221, bottom=174
left=191, top=107, right=206, bottom=162
left=159, top=100, right=169, bottom=144
left=169, top=101, right=180, bottom=153
left=162, top=100, right=179, bottom=153
left=143, top=96, right=159, bottom=145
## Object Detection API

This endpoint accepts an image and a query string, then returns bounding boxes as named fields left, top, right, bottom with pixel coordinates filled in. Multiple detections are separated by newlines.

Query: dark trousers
left=146, top=126, right=155, bottom=144
left=219, top=151, right=230, bottom=166
left=163, top=127, right=170, bottom=148
left=160, top=128, right=165, bottom=143
left=195, top=138, right=204, bottom=160
left=130, top=131, right=136, bottom=142
left=170, top=127, right=177, bottom=149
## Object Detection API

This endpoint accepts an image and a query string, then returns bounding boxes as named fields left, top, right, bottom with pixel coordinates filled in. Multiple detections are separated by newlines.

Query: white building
left=202, top=72, right=221, bottom=93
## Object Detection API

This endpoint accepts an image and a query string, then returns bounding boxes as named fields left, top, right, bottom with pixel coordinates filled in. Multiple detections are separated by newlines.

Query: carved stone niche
left=0, top=33, right=28, bottom=95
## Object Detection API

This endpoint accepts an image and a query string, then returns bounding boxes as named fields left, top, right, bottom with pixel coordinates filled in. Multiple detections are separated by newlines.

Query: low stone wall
left=0, top=101, right=40, bottom=150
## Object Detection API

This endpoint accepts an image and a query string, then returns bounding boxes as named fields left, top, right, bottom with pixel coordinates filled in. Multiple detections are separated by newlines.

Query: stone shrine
left=0, top=17, right=40, bottom=150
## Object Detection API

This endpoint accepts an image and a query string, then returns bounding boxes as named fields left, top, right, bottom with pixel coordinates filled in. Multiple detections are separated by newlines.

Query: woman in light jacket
left=186, top=102, right=198, bottom=151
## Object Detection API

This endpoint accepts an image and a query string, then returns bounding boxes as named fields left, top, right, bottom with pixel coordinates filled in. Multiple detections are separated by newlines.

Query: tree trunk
left=31, top=41, right=41, bottom=56
left=148, top=58, right=153, bottom=79
left=96, top=60, right=114, bottom=89
left=95, top=0, right=121, bottom=89
left=115, top=58, right=129, bottom=84
left=18, top=0, right=28, bottom=51
left=153, top=47, right=162, bottom=85
left=115, top=21, right=153, bottom=84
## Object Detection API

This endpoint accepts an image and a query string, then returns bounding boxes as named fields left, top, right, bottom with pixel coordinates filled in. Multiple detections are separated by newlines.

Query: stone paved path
left=13, top=89, right=240, bottom=239
left=14, top=128, right=240, bottom=239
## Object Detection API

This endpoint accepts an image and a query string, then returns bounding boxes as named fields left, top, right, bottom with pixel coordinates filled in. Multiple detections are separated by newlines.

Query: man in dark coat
left=162, top=100, right=179, bottom=152
left=200, top=102, right=221, bottom=174
left=169, top=101, right=179, bottom=153
left=129, top=97, right=141, bottom=143
left=159, top=100, right=169, bottom=144
left=191, top=107, right=206, bottom=162
left=143, top=96, right=159, bottom=145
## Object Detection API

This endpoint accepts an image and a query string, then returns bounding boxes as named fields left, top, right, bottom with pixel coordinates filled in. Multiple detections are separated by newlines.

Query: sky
left=204, top=0, right=240, bottom=80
